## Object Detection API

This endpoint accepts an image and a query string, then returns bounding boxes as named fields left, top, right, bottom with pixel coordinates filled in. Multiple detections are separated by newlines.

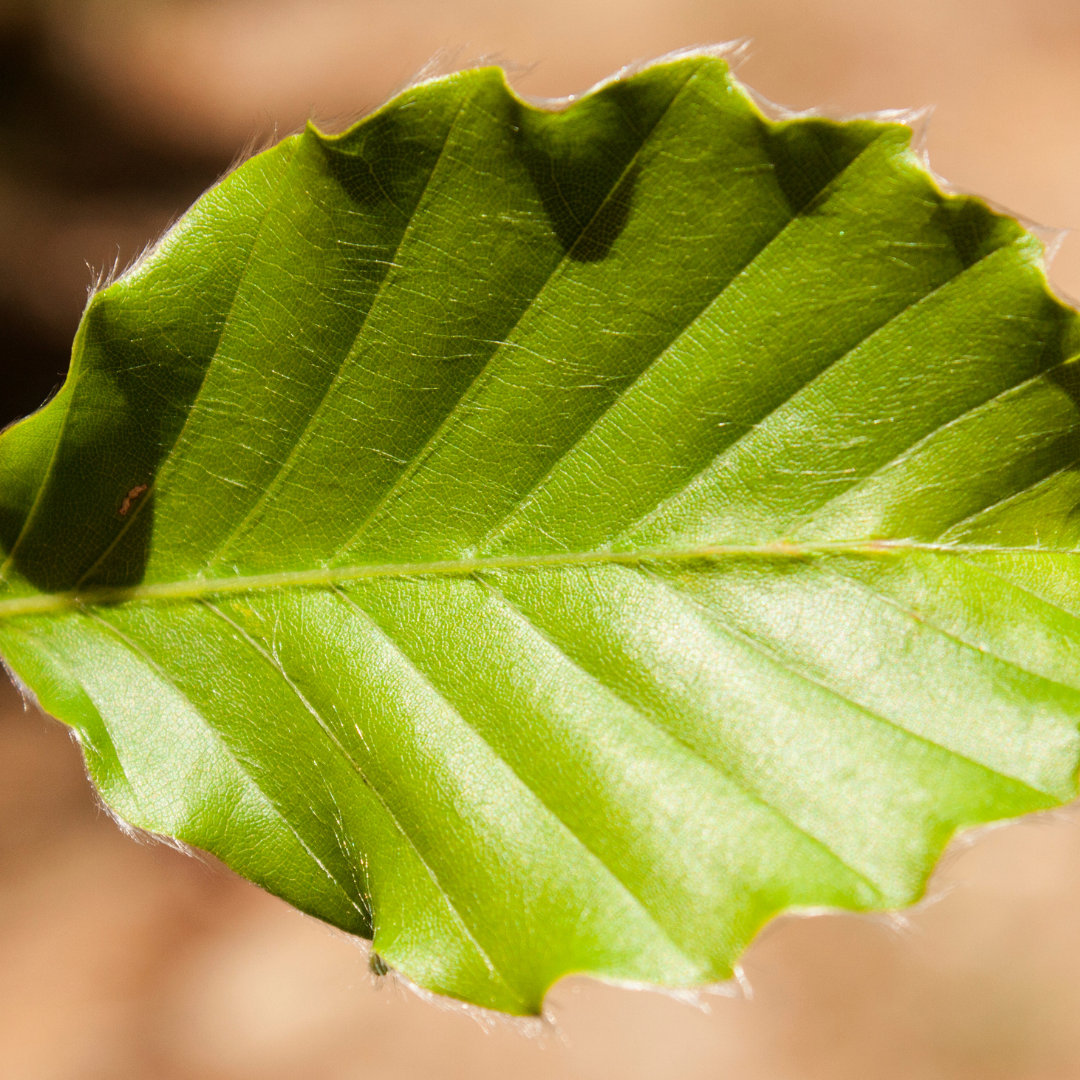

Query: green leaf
left=2, top=52, right=1079, bottom=1015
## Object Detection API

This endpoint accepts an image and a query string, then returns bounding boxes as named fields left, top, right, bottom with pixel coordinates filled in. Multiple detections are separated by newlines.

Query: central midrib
left=0, top=539, right=1071, bottom=619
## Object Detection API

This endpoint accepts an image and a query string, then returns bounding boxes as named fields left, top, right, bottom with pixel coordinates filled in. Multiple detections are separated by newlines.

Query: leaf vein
left=476, top=126, right=900, bottom=554
left=619, top=241, right=1015, bottom=546
left=472, top=571, right=885, bottom=901
left=330, top=65, right=706, bottom=560
left=79, top=606, right=371, bottom=922
left=638, top=564, right=1055, bottom=797
left=200, top=596, right=529, bottom=1008
left=789, top=354, right=1080, bottom=538
left=205, top=96, right=474, bottom=567
left=69, top=140, right=306, bottom=589
left=331, top=583, right=709, bottom=968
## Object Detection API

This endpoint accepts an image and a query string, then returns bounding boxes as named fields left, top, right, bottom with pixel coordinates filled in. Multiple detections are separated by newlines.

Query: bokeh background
left=3, top=1, right=1080, bottom=1077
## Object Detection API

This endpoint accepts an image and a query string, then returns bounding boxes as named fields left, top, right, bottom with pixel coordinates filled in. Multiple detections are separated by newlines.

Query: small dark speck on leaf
left=369, top=952, right=390, bottom=976
left=119, top=484, right=148, bottom=516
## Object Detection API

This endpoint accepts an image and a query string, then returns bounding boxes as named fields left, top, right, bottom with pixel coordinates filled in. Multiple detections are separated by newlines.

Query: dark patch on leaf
left=510, top=65, right=692, bottom=261
left=763, top=117, right=885, bottom=215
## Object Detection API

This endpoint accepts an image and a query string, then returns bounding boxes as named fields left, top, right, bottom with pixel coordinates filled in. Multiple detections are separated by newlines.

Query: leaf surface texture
left=2, top=55, right=1079, bottom=1013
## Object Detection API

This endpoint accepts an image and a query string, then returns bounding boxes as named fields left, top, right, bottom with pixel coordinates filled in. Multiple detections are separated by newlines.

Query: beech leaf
left=2, top=53, right=1079, bottom=1014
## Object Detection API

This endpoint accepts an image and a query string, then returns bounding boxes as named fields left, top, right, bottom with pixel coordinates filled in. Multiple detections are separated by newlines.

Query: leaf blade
left=2, top=53, right=1079, bottom=1014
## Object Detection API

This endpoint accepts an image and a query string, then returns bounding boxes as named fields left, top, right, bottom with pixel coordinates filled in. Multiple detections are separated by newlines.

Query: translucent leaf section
left=1, top=55, right=1079, bottom=1014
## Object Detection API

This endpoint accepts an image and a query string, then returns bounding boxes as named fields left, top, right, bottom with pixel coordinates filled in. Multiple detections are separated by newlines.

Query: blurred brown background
left=3, top=1, right=1080, bottom=1077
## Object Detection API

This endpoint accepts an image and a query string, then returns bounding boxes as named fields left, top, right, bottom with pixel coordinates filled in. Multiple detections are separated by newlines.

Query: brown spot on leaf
left=118, top=484, right=148, bottom=517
